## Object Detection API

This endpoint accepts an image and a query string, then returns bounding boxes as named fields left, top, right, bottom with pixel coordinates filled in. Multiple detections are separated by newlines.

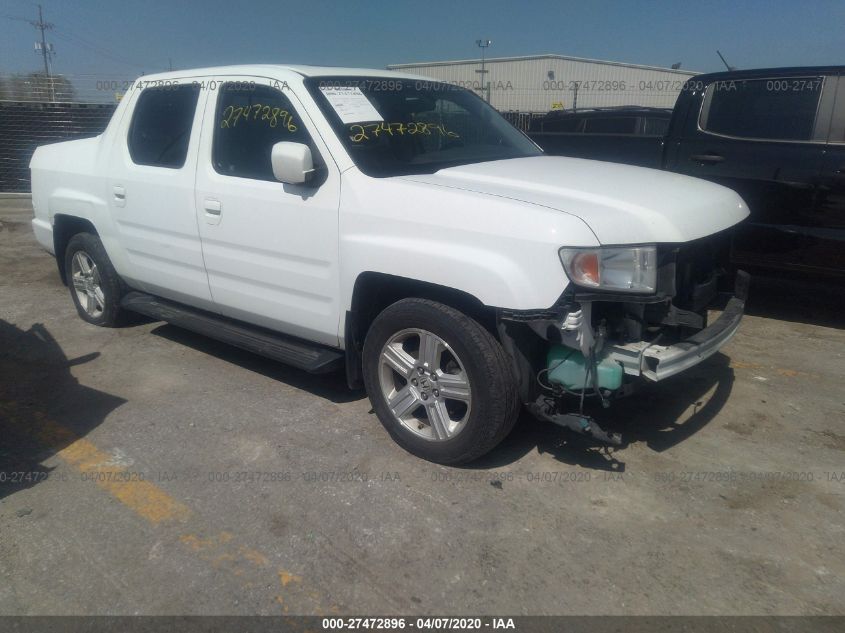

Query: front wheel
left=362, top=298, right=519, bottom=464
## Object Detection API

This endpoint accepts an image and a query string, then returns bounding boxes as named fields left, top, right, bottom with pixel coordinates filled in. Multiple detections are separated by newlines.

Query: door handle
left=203, top=199, right=222, bottom=225
left=113, top=186, right=126, bottom=207
left=690, top=153, right=725, bottom=164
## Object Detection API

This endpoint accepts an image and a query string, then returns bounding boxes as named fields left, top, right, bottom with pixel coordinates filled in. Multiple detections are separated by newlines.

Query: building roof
left=388, top=53, right=698, bottom=75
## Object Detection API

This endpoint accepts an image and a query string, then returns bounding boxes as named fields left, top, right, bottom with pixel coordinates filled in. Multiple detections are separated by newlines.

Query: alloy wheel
left=378, top=328, right=472, bottom=441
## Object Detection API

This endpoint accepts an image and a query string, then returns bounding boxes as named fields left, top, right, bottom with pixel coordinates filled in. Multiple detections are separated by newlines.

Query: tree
left=0, top=72, right=76, bottom=102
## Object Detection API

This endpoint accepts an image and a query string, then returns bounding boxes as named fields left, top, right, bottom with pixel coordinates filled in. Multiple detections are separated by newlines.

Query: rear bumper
left=607, top=271, right=748, bottom=382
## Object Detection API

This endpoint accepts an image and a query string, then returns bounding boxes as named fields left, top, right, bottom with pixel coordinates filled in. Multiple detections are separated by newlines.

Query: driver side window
left=213, top=83, right=315, bottom=181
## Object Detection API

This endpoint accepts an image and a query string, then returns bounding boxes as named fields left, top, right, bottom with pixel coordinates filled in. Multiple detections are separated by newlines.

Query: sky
left=1, top=0, right=843, bottom=80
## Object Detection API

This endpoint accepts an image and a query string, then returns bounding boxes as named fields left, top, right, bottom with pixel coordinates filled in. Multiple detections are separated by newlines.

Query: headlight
left=559, top=246, right=657, bottom=293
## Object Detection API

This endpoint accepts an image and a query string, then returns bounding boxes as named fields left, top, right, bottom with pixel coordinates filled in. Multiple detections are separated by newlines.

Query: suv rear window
left=700, top=77, right=823, bottom=141
left=128, top=84, right=200, bottom=168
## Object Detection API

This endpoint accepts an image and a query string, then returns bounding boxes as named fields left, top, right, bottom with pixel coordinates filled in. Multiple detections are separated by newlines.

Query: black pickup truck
left=529, top=67, right=845, bottom=277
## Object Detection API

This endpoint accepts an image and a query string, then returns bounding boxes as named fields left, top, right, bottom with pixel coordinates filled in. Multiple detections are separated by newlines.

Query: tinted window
left=701, top=77, right=823, bottom=141
left=128, top=84, right=200, bottom=168
left=541, top=117, right=581, bottom=133
left=213, top=84, right=314, bottom=181
left=583, top=117, right=637, bottom=134
left=644, top=117, right=669, bottom=136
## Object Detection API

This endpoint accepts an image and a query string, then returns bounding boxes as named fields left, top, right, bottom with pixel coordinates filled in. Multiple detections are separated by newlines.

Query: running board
left=121, top=291, right=343, bottom=374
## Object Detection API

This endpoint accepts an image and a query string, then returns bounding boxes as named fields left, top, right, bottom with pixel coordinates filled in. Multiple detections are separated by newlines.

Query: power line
left=0, top=13, right=32, bottom=23
left=50, top=29, right=152, bottom=70
left=2, top=8, right=165, bottom=73
left=36, top=2, right=169, bottom=71
left=1, top=7, right=56, bottom=81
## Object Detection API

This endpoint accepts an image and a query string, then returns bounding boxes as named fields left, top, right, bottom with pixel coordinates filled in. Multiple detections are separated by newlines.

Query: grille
left=661, top=229, right=731, bottom=311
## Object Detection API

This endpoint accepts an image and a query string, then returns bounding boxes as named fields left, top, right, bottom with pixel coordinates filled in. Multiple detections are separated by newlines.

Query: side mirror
left=271, top=142, right=314, bottom=184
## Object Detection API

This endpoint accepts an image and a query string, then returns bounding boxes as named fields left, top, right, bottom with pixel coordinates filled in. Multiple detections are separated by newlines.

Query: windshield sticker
left=349, top=122, right=460, bottom=143
left=319, top=86, right=383, bottom=124
left=220, top=104, right=297, bottom=131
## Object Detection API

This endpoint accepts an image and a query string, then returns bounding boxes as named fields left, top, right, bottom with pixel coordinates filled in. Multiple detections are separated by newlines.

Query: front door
left=193, top=77, right=341, bottom=346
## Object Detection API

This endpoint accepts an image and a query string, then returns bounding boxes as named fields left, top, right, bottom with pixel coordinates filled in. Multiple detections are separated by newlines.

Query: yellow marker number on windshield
left=349, top=122, right=460, bottom=142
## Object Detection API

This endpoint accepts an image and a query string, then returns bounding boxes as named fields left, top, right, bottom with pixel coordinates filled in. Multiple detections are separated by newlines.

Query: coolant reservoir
left=546, top=345, right=623, bottom=392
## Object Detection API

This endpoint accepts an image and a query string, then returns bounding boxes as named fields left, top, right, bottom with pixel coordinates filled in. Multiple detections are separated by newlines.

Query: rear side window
left=644, top=117, right=669, bottom=136
left=213, top=83, right=313, bottom=181
left=128, top=84, right=200, bottom=168
left=583, top=117, right=637, bottom=134
left=700, top=77, right=823, bottom=141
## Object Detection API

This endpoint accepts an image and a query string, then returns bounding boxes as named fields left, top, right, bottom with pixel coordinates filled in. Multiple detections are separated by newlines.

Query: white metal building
left=387, top=54, right=698, bottom=113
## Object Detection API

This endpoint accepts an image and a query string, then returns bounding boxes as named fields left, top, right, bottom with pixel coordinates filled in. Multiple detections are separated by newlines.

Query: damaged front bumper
left=607, top=290, right=746, bottom=383
left=498, top=268, right=749, bottom=445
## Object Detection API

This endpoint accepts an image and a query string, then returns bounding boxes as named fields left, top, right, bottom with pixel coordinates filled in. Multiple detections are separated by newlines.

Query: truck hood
left=401, top=156, right=749, bottom=245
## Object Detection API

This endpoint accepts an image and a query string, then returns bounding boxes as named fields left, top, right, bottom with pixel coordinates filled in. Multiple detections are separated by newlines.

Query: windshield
left=305, top=77, right=542, bottom=177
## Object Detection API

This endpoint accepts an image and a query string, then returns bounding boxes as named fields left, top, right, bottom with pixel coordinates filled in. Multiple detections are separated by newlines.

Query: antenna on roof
left=716, top=50, right=736, bottom=71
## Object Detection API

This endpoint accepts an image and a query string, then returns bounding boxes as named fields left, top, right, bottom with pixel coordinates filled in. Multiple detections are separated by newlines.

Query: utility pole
left=31, top=4, right=55, bottom=101
left=475, top=39, right=491, bottom=102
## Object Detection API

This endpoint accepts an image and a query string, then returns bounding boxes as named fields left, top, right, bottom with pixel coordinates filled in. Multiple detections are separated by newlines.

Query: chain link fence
left=0, top=73, right=128, bottom=192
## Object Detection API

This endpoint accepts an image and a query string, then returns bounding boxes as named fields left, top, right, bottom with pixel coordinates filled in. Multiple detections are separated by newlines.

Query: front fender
left=341, top=233, right=563, bottom=310
left=339, top=170, right=600, bottom=311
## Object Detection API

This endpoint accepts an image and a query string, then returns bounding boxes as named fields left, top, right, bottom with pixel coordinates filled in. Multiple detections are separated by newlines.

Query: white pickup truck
left=30, top=65, right=749, bottom=464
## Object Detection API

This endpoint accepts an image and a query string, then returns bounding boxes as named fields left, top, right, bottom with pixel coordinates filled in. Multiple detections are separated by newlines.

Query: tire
left=64, top=232, right=126, bottom=327
left=362, top=298, right=519, bottom=464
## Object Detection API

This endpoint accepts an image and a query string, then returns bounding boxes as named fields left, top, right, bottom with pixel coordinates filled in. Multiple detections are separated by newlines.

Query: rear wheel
left=65, top=233, right=125, bottom=327
left=362, top=298, right=519, bottom=464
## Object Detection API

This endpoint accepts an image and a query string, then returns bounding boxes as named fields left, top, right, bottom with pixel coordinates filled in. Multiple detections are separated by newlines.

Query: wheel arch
left=343, top=271, right=498, bottom=389
left=53, top=214, right=99, bottom=285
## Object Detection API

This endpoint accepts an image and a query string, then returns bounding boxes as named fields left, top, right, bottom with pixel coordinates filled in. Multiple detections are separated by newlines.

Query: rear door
left=667, top=74, right=829, bottom=272
left=107, top=81, right=214, bottom=308
left=815, top=74, right=845, bottom=274
left=193, top=77, right=341, bottom=346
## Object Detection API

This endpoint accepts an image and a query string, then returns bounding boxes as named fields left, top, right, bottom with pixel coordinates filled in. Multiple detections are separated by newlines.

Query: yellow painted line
left=729, top=361, right=816, bottom=379
left=279, top=570, right=302, bottom=587
left=28, top=411, right=191, bottom=524
left=3, top=403, right=334, bottom=612
left=730, top=360, right=764, bottom=370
